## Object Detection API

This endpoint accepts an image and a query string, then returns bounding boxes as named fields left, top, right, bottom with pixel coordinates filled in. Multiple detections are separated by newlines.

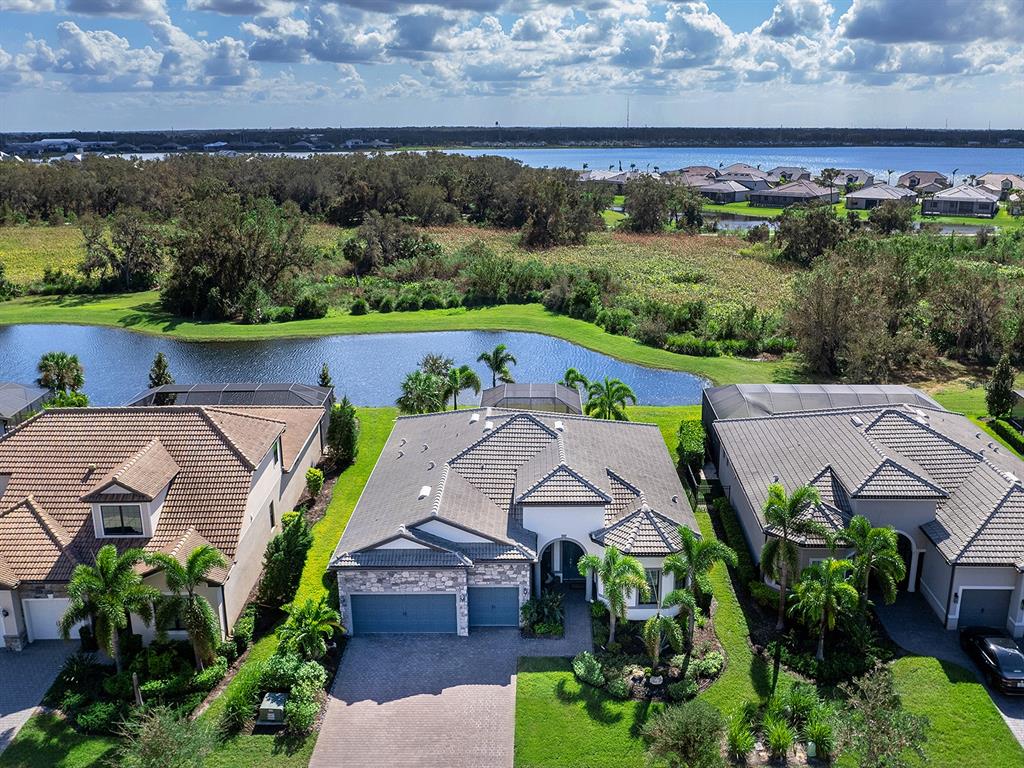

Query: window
left=101, top=504, right=144, bottom=536
left=272, top=440, right=279, bottom=465
left=641, top=568, right=661, bottom=606
left=269, top=501, right=276, bottom=529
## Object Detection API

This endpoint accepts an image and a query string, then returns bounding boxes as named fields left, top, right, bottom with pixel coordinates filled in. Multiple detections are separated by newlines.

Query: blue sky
left=0, top=0, right=1020, bottom=132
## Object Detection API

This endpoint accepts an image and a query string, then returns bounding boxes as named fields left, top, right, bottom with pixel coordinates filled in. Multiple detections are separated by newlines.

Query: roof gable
left=517, top=463, right=611, bottom=505
left=591, top=504, right=683, bottom=556
left=0, top=497, right=78, bottom=584
left=853, top=458, right=947, bottom=499
left=82, top=439, right=179, bottom=502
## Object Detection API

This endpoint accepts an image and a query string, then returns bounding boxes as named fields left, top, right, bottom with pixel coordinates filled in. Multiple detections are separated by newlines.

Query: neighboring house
left=709, top=398, right=1024, bottom=638
left=480, top=383, right=582, bottom=415
left=720, top=162, right=768, bottom=178
left=697, top=180, right=750, bottom=203
left=976, top=172, right=1024, bottom=201
left=766, top=166, right=811, bottom=183
left=127, top=382, right=334, bottom=409
left=578, top=169, right=657, bottom=194
left=674, top=165, right=718, bottom=178
left=898, top=171, right=949, bottom=192
left=330, top=409, right=696, bottom=636
left=669, top=171, right=720, bottom=189
left=834, top=169, right=874, bottom=188
left=715, top=173, right=771, bottom=191
left=748, top=180, right=839, bottom=207
left=921, top=184, right=999, bottom=218
left=844, top=183, right=918, bottom=210
left=0, top=403, right=326, bottom=650
left=0, top=383, right=50, bottom=435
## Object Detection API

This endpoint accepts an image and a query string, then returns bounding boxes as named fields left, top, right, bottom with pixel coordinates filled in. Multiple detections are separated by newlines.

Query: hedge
left=990, top=419, right=1024, bottom=456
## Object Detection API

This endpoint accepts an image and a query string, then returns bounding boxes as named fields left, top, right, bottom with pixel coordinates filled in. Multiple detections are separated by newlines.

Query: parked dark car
left=960, top=627, right=1024, bottom=695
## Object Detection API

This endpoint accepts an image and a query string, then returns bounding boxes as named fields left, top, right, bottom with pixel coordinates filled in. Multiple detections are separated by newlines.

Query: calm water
left=0, top=325, right=709, bottom=407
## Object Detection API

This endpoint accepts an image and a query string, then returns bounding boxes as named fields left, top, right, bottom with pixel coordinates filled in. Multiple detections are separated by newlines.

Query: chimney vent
left=484, top=420, right=494, bottom=431
left=554, top=420, right=564, bottom=431
left=418, top=485, right=431, bottom=500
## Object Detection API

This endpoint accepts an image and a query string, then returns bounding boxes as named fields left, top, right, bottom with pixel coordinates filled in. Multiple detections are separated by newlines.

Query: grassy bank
left=701, top=201, right=1022, bottom=229
left=0, top=225, right=83, bottom=283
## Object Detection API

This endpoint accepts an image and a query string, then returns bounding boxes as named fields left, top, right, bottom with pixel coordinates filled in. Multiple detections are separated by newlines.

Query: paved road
left=876, top=592, right=1024, bottom=747
left=310, top=591, right=592, bottom=768
left=0, top=642, right=74, bottom=754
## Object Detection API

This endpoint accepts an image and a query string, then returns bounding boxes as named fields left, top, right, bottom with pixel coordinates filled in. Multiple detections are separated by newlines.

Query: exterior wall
left=948, top=565, right=1019, bottom=633
left=749, top=191, right=838, bottom=207
left=919, top=542, right=953, bottom=624
left=717, top=449, right=766, bottom=565
left=133, top=571, right=226, bottom=644
left=280, top=427, right=323, bottom=513
left=0, top=588, right=23, bottom=650
left=921, top=198, right=998, bottom=217
left=847, top=499, right=935, bottom=551
left=467, top=562, right=531, bottom=627
left=1009, top=572, right=1024, bottom=638
left=521, top=504, right=606, bottom=564
left=336, top=568, right=470, bottom=636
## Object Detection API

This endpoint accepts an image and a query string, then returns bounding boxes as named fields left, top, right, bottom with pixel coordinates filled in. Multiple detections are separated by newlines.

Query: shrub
left=710, top=497, right=757, bottom=585
left=102, top=672, right=135, bottom=701
left=233, top=606, right=255, bottom=651
left=785, top=682, right=820, bottom=727
left=260, top=652, right=303, bottom=691
left=116, top=705, right=218, bottom=768
left=75, top=701, right=123, bottom=734
left=238, top=282, right=272, bottom=324
left=727, top=716, right=756, bottom=761
left=293, top=660, right=328, bottom=696
left=590, top=601, right=608, bottom=620
left=220, top=660, right=266, bottom=732
left=305, top=467, right=325, bottom=498
left=377, top=295, right=395, bottom=313
left=139, top=674, right=190, bottom=700
left=350, top=296, right=369, bottom=315
left=668, top=678, right=698, bottom=702
left=804, top=710, right=835, bottom=759
left=284, top=694, right=320, bottom=734
left=49, top=653, right=107, bottom=706
left=327, top=396, right=360, bottom=468
left=572, top=651, right=605, bottom=688
left=605, top=675, right=631, bottom=700
left=666, top=333, right=721, bottom=357
left=294, top=292, right=329, bottom=320
left=764, top=715, right=794, bottom=759
left=521, top=591, right=563, bottom=630
left=690, top=651, right=724, bottom=680
left=642, top=698, right=725, bottom=768
left=676, top=418, right=706, bottom=470
left=746, top=223, right=771, bottom=243
left=217, top=639, right=239, bottom=663
left=420, top=292, right=442, bottom=309
left=748, top=580, right=779, bottom=609
left=191, top=655, right=228, bottom=693
left=257, top=511, right=314, bottom=608
left=61, top=690, right=89, bottom=715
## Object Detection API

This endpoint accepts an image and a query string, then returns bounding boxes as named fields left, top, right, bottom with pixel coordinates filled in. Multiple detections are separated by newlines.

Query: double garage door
left=349, top=588, right=519, bottom=634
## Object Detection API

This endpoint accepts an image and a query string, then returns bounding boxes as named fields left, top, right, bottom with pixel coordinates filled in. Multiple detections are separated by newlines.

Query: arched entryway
left=537, top=538, right=589, bottom=598
left=894, top=531, right=920, bottom=593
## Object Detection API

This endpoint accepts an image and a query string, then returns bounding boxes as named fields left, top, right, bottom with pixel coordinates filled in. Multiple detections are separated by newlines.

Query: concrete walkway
left=310, top=589, right=592, bottom=768
left=0, top=641, right=75, bottom=754
left=876, top=592, right=1024, bottom=747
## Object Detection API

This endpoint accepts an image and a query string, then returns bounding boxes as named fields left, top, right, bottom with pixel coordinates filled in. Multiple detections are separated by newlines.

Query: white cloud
left=758, top=0, right=832, bottom=39
left=185, top=0, right=294, bottom=17
left=839, top=0, right=1024, bottom=44
left=64, top=0, right=167, bottom=19
left=0, top=0, right=56, bottom=11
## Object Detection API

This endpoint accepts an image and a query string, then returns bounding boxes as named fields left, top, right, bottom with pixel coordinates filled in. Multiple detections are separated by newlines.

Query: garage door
left=350, top=594, right=457, bottom=634
left=958, top=589, right=1012, bottom=629
left=468, top=587, right=520, bottom=627
left=24, top=597, right=82, bottom=641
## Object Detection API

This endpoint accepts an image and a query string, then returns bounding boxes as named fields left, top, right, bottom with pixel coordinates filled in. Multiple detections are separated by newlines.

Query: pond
left=0, top=325, right=710, bottom=407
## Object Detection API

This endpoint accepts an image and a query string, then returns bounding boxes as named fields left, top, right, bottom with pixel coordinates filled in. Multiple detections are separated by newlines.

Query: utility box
left=256, top=692, right=288, bottom=727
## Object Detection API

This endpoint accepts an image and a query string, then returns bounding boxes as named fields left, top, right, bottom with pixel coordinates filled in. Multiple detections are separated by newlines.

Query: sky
left=0, top=0, right=1022, bottom=132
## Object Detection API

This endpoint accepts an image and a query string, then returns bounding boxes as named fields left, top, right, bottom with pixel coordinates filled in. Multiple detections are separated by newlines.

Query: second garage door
left=468, top=587, right=520, bottom=627
left=350, top=594, right=457, bottom=634
left=23, top=597, right=83, bottom=642
left=958, top=588, right=1012, bottom=629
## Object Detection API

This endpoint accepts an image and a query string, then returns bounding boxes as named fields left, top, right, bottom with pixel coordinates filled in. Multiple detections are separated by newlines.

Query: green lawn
left=0, top=713, right=117, bottom=768
left=701, top=201, right=1023, bottom=230
left=0, top=225, right=84, bottom=283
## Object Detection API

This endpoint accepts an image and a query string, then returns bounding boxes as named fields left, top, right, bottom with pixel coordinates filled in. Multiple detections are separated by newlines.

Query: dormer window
left=101, top=504, right=144, bottom=536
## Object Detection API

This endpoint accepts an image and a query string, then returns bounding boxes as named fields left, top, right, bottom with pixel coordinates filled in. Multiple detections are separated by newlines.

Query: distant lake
left=0, top=325, right=709, bottom=407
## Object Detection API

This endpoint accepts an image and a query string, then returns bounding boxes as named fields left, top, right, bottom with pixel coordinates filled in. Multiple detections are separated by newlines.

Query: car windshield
left=986, top=638, right=1024, bottom=673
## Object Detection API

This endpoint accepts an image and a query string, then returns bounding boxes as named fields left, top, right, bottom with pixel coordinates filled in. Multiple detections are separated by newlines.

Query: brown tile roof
left=139, top=527, right=230, bottom=585
left=0, top=497, right=78, bottom=584
left=210, top=407, right=323, bottom=472
left=82, top=439, right=179, bottom=502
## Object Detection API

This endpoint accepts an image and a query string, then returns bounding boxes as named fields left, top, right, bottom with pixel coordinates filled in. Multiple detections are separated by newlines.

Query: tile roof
left=83, top=439, right=179, bottom=502
left=845, top=183, right=917, bottom=201
left=517, top=464, right=611, bottom=505
left=0, top=497, right=78, bottom=585
left=140, top=527, right=230, bottom=584
left=932, top=184, right=999, bottom=202
left=853, top=458, right=948, bottom=499
left=591, top=505, right=683, bottom=556
left=211, top=406, right=323, bottom=472
left=752, top=179, right=834, bottom=199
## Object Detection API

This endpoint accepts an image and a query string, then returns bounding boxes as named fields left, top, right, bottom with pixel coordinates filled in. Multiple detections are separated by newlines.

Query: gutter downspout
left=220, top=585, right=229, bottom=637
left=944, top=563, right=957, bottom=630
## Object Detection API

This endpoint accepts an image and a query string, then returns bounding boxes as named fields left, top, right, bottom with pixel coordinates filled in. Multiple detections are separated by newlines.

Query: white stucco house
left=330, top=408, right=697, bottom=635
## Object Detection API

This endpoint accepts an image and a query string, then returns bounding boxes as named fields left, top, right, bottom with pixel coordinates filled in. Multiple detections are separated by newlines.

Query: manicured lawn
left=931, top=384, right=1024, bottom=458
left=0, top=713, right=117, bottom=768
left=0, top=225, right=84, bottom=283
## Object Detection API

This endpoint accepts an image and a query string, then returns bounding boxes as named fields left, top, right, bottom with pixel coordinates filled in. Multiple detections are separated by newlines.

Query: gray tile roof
left=845, top=183, right=917, bottom=201
left=853, top=458, right=948, bottom=499
left=704, top=384, right=942, bottom=422
left=591, top=504, right=683, bottom=556
left=517, top=464, right=611, bottom=505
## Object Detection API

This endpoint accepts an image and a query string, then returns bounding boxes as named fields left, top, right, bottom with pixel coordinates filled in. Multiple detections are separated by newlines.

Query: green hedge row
left=990, top=419, right=1024, bottom=456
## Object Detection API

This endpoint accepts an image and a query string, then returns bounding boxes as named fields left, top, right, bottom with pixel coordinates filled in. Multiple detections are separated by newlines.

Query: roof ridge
left=517, top=462, right=611, bottom=504
left=449, top=411, right=558, bottom=464
left=431, top=463, right=452, bottom=517
left=953, top=482, right=1023, bottom=564
left=853, top=456, right=947, bottom=498
left=205, top=406, right=289, bottom=428
left=0, top=495, right=78, bottom=566
left=865, top=408, right=982, bottom=461
left=195, top=408, right=261, bottom=470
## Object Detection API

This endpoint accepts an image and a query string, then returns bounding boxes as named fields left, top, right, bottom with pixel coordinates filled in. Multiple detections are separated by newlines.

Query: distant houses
left=766, top=166, right=811, bottom=183
left=844, top=182, right=917, bottom=210
left=834, top=169, right=874, bottom=188
left=897, top=170, right=949, bottom=194
left=921, top=184, right=999, bottom=218
left=976, top=172, right=1024, bottom=201
left=697, top=180, right=750, bottom=204
left=748, top=180, right=839, bottom=207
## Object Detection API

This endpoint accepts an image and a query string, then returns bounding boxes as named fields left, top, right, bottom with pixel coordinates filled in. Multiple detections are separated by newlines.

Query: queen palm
left=664, top=526, right=736, bottom=642
left=277, top=596, right=342, bottom=660
left=761, top=482, right=826, bottom=631
left=583, top=377, right=636, bottom=421
left=561, top=368, right=589, bottom=392
left=578, top=546, right=649, bottom=644
left=59, top=545, right=159, bottom=673
left=642, top=589, right=699, bottom=669
left=843, top=515, right=905, bottom=608
left=444, top=365, right=482, bottom=410
left=149, top=544, right=227, bottom=671
left=789, top=558, right=859, bottom=661
left=396, top=370, right=445, bottom=414
left=37, top=351, right=85, bottom=393
left=477, top=344, right=517, bottom=387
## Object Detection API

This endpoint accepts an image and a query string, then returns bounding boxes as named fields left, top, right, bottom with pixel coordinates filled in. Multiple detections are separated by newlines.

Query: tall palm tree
left=789, top=558, right=859, bottom=661
left=760, top=482, right=826, bottom=631
left=583, top=377, right=636, bottom=420
left=59, top=545, right=159, bottom=673
left=664, top=526, right=736, bottom=642
left=149, top=544, right=227, bottom=671
left=277, top=596, right=342, bottom=661
left=396, top=370, right=445, bottom=414
left=843, top=515, right=905, bottom=609
left=477, top=344, right=517, bottom=388
left=886, top=169, right=894, bottom=184
left=37, top=351, right=85, bottom=393
left=561, top=368, right=589, bottom=392
left=577, top=546, right=649, bottom=644
left=444, top=365, right=482, bottom=410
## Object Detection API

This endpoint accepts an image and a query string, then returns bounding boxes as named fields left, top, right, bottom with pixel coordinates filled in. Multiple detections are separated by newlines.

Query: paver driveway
left=0, top=641, right=74, bottom=753
left=310, top=590, right=591, bottom=768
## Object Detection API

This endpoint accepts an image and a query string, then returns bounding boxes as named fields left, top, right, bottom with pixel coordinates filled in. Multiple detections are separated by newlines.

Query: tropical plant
left=37, top=351, right=85, bottom=392
left=116, top=705, right=218, bottom=768
left=664, top=526, right=736, bottom=642
left=642, top=698, right=726, bottom=768
left=583, top=377, right=637, bottom=420
left=59, top=545, right=159, bottom=673
left=444, top=364, right=482, bottom=410
left=277, top=596, right=342, bottom=660
left=727, top=715, right=756, bottom=761
left=327, top=395, right=359, bottom=467
left=789, top=558, right=859, bottom=661
left=843, top=515, right=905, bottom=608
left=641, top=589, right=696, bottom=668
left=561, top=367, right=589, bottom=392
left=318, top=362, right=333, bottom=388
left=396, top=370, right=445, bottom=414
left=837, top=663, right=929, bottom=768
left=817, top=167, right=841, bottom=192
left=760, top=482, right=825, bottom=630
left=148, top=352, right=174, bottom=389
left=419, top=352, right=454, bottom=378
left=149, top=544, right=227, bottom=671
left=986, top=353, right=1016, bottom=419
left=577, top=546, right=649, bottom=644
left=477, top=343, right=517, bottom=387
left=305, top=467, right=325, bottom=498
left=258, top=511, right=314, bottom=608
left=764, top=715, right=795, bottom=759
left=45, top=390, right=89, bottom=408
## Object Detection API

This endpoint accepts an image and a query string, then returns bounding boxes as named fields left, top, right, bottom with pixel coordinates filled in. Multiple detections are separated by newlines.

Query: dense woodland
left=1, top=152, right=1022, bottom=384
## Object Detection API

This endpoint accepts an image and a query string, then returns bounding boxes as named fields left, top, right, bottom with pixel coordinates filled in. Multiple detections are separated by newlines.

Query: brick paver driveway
left=310, top=590, right=592, bottom=768
left=0, top=641, right=75, bottom=753
left=876, top=593, right=1024, bottom=747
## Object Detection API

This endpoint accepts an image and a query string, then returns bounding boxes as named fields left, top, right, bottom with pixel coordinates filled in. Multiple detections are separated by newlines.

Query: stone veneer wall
left=336, top=568, right=470, bottom=636
left=467, top=562, right=532, bottom=627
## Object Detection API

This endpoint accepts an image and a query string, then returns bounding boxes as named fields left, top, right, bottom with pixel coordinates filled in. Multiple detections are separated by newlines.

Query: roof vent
left=485, top=407, right=493, bottom=417
left=915, top=409, right=927, bottom=418
left=850, top=416, right=864, bottom=427
left=484, top=420, right=494, bottom=431
left=418, top=485, right=431, bottom=500
left=671, top=494, right=678, bottom=503
left=422, top=443, right=428, bottom=452
left=975, top=433, right=982, bottom=440
left=427, top=461, right=435, bottom=470
left=772, top=473, right=779, bottom=483
left=554, top=420, right=564, bottom=431
left=988, top=442, right=996, bottom=450
left=397, top=450, right=404, bottom=458
left=470, top=413, right=480, bottom=423
left=399, top=438, right=407, bottom=447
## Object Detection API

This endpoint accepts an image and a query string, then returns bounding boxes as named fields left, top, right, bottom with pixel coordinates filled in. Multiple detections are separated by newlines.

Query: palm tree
left=396, top=370, right=445, bottom=414
left=577, top=546, right=649, bottom=644
left=760, top=482, right=826, bottom=631
left=583, top=377, right=636, bottom=420
left=561, top=368, right=589, bottom=392
left=149, top=545, right=227, bottom=671
left=477, top=344, right=517, bottom=388
left=37, top=351, right=85, bottom=393
left=843, top=515, right=905, bottom=609
left=885, top=169, right=894, bottom=184
left=789, top=559, right=859, bottom=661
left=59, top=545, right=159, bottom=673
left=664, top=526, right=736, bottom=642
left=277, top=596, right=342, bottom=660
left=444, top=365, right=482, bottom=410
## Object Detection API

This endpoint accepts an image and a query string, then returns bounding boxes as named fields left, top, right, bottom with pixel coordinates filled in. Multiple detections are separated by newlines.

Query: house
left=898, top=170, right=949, bottom=192
left=675, top=165, right=718, bottom=178
left=844, top=183, right=918, bottom=210
left=0, top=383, right=50, bottom=435
left=748, top=180, right=839, bottom=207
left=715, top=173, right=771, bottom=191
left=833, top=169, right=874, bottom=189
left=709, top=395, right=1024, bottom=638
left=329, top=409, right=696, bottom=635
left=921, top=184, right=999, bottom=218
left=719, top=162, right=767, bottom=178
left=766, top=167, right=811, bottom=184
left=0, top=403, right=326, bottom=650
left=479, top=383, right=582, bottom=415
left=976, top=172, right=1024, bottom=201
left=697, top=180, right=750, bottom=203
left=579, top=169, right=656, bottom=194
